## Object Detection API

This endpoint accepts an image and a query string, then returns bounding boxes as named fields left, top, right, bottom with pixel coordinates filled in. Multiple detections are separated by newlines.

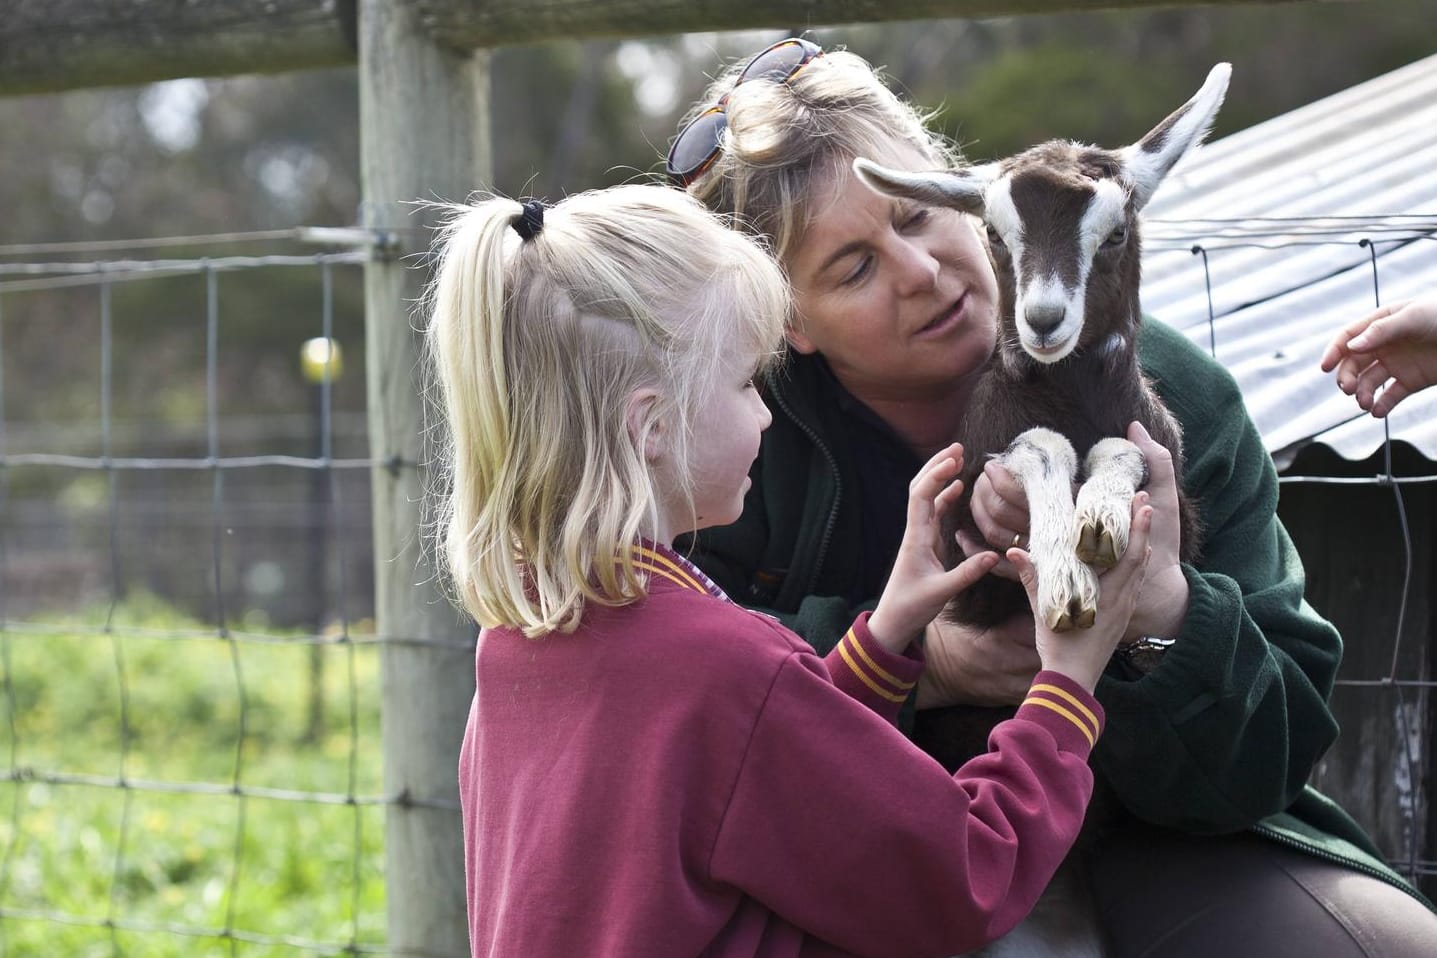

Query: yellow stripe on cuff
left=1022, top=697, right=1096, bottom=748
left=837, top=638, right=909, bottom=704
left=1029, top=683, right=1099, bottom=734
left=843, top=628, right=915, bottom=690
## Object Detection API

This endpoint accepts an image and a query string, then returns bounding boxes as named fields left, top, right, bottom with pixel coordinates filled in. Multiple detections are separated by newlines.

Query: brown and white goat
left=855, top=63, right=1227, bottom=643
left=853, top=65, right=1231, bottom=958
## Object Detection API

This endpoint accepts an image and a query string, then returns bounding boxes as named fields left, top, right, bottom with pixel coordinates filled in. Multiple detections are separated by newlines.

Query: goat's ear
left=851, top=157, right=992, bottom=215
left=1120, top=63, right=1231, bottom=210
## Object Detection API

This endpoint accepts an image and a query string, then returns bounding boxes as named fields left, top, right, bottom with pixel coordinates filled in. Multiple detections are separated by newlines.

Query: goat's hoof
left=1075, top=522, right=1121, bottom=569
left=1044, top=598, right=1098, bottom=632
left=1038, top=558, right=1101, bottom=632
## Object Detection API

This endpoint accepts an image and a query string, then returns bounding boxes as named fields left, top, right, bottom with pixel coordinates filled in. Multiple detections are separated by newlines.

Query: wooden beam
left=359, top=0, right=487, bottom=950
left=2, top=0, right=1296, bottom=96
left=1, top=0, right=359, bottom=95
left=413, top=0, right=1250, bottom=49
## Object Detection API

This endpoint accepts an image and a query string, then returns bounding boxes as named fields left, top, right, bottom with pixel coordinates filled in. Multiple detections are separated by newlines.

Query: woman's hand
left=957, top=460, right=1030, bottom=581
left=869, top=443, right=1000, bottom=653
left=915, top=613, right=1039, bottom=708
left=1014, top=493, right=1154, bottom=693
left=1121, top=421, right=1188, bottom=643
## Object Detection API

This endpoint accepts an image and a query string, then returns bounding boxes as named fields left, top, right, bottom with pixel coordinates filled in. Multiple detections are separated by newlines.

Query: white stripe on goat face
left=987, top=175, right=1128, bottom=364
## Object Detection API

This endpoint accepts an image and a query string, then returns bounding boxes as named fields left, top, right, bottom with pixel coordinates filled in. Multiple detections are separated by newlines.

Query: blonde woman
left=672, top=37, right=1437, bottom=956
left=426, top=183, right=1154, bottom=956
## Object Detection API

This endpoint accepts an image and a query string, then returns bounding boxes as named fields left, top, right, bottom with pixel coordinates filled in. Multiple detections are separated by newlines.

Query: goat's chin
left=1020, top=338, right=1080, bottom=364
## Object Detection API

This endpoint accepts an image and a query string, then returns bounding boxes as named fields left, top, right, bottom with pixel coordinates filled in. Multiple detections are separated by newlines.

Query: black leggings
left=1085, top=822, right=1437, bottom=958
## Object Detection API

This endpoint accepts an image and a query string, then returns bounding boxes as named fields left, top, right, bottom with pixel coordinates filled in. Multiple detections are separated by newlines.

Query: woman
left=671, top=37, right=1436, bottom=956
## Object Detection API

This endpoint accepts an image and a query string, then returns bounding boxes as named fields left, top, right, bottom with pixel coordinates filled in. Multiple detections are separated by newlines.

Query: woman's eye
left=840, top=255, right=874, bottom=286
left=985, top=224, right=1007, bottom=250
left=1103, top=224, right=1128, bottom=248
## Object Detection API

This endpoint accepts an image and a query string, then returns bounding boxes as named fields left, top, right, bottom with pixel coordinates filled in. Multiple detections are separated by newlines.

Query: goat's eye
left=985, top=224, right=1007, bottom=250
left=1103, top=224, right=1129, bottom=248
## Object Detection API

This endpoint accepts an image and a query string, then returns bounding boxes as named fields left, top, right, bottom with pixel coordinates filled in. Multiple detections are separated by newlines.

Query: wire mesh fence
left=0, top=217, right=1432, bottom=953
left=0, top=243, right=400, bottom=956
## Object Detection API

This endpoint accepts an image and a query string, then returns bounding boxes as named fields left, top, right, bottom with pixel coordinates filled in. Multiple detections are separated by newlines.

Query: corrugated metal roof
left=1139, top=53, right=1437, bottom=468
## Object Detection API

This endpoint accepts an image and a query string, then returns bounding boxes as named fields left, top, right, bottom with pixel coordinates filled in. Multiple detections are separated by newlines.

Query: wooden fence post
left=359, top=1, right=488, bottom=953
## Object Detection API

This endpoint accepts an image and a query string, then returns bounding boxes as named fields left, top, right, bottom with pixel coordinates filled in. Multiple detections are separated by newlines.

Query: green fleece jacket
left=684, top=317, right=1427, bottom=905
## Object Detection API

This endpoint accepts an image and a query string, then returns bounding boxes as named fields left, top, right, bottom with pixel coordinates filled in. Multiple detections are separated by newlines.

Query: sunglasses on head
left=665, top=37, right=824, bottom=188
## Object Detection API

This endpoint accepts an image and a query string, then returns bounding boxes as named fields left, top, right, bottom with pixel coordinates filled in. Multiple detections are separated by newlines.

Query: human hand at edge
left=869, top=443, right=1000, bottom=654
left=1321, top=296, right=1437, bottom=418
left=915, top=613, right=1040, bottom=708
left=1014, top=493, right=1154, bottom=694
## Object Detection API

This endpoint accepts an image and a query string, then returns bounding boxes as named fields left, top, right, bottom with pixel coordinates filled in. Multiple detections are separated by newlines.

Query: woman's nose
left=894, top=239, right=940, bottom=295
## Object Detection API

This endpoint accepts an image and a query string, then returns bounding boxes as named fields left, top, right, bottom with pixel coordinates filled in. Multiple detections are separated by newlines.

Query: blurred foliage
left=0, top=595, right=385, bottom=954
left=0, top=6, right=1433, bottom=432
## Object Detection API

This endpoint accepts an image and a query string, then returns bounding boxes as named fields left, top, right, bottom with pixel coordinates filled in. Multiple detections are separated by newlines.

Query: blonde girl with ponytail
left=426, top=183, right=1151, bottom=957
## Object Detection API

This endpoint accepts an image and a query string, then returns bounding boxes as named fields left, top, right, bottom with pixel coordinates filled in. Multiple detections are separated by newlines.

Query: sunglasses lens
left=667, top=39, right=821, bottom=186
left=666, top=107, right=728, bottom=184
left=740, top=38, right=819, bottom=84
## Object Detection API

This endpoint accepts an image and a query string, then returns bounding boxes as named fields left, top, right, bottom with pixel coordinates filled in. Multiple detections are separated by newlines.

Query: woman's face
left=784, top=150, right=999, bottom=402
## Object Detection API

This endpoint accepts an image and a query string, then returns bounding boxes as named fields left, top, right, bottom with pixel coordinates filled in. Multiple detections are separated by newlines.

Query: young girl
left=426, top=184, right=1153, bottom=958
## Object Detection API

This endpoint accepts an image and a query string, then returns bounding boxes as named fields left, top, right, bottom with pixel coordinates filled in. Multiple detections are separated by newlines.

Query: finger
left=1371, top=381, right=1411, bottom=419
left=984, top=460, right=1028, bottom=507
left=1352, top=361, right=1390, bottom=411
left=973, top=465, right=1029, bottom=548
left=1346, top=304, right=1411, bottom=353
left=943, top=551, right=1000, bottom=594
left=954, top=527, right=987, bottom=560
left=1127, top=421, right=1177, bottom=499
left=1334, top=355, right=1375, bottom=394
left=1322, top=307, right=1391, bottom=370
left=915, top=442, right=965, bottom=480
left=1103, top=500, right=1154, bottom=592
left=1007, top=547, right=1039, bottom=606
left=933, top=477, right=966, bottom=517
left=907, top=453, right=961, bottom=528
left=1321, top=305, right=1393, bottom=370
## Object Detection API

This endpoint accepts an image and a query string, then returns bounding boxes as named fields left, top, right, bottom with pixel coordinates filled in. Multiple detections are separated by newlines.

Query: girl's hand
left=869, top=443, right=1000, bottom=653
left=1013, top=493, right=1154, bottom=693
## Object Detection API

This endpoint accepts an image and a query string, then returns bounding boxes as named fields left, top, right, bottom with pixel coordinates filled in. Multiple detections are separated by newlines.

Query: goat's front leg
left=998, top=428, right=1099, bottom=632
left=1074, top=438, right=1148, bottom=569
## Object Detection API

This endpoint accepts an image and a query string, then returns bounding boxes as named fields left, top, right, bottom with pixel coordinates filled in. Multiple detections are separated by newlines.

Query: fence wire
left=0, top=220, right=1432, bottom=954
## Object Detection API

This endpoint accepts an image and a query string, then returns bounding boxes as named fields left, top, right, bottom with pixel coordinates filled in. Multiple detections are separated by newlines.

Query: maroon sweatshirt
left=459, top=543, right=1103, bottom=958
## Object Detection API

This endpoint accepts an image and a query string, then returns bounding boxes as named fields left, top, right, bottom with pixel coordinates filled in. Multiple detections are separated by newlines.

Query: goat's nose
left=1025, top=304, right=1066, bottom=338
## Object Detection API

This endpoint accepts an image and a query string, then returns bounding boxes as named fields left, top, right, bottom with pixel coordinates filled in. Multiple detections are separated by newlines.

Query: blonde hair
left=425, top=185, right=788, bottom=636
left=682, top=48, right=962, bottom=265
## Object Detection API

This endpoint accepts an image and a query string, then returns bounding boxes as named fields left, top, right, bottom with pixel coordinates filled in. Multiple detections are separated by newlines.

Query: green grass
left=0, top=596, right=388, bottom=956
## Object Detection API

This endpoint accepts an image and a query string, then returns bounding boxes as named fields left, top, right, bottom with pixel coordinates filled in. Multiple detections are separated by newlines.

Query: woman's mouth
left=916, top=293, right=967, bottom=337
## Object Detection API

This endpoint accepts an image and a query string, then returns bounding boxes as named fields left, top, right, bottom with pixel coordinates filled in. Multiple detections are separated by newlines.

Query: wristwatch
left=1114, top=635, right=1175, bottom=675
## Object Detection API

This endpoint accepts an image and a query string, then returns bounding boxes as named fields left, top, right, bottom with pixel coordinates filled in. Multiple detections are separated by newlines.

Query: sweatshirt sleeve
left=1100, top=326, right=1343, bottom=831
left=710, top=661, right=1101, bottom=958
left=820, top=611, right=924, bottom=724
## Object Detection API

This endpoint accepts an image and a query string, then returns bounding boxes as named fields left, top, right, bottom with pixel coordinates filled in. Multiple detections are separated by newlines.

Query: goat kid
left=854, top=63, right=1227, bottom=640
left=850, top=62, right=1230, bottom=958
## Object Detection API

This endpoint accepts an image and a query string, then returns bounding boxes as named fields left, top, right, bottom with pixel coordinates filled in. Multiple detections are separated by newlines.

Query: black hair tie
left=513, top=199, right=545, bottom=241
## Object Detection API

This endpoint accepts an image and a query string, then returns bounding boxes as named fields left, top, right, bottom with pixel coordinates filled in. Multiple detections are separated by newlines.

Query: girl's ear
left=624, top=387, right=665, bottom=461
left=785, top=328, right=818, bottom=355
